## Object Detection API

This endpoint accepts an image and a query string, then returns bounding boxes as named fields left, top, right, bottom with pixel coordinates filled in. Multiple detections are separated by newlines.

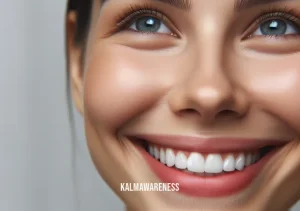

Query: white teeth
left=223, top=155, right=235, bottom=172
left=235, top=153, right=246, bottom=171
left=154, top=147, right=160, bottom=160
left=205, top=154, right=223, bottom=173
left=160, top=148, right=166, bottom=164
left=166, top=148, right=176, bottom=167
left=187, top=152, right=205, bottom=173
left=175, top=152, right=187, bottom=169
left=148, top=146, right=261, bottom=174
left=245, top=153, right=252, bottom=166
left=149, top=146, right=154, bottom=157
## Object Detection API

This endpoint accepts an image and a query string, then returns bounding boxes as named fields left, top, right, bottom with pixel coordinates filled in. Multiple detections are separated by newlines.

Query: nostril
left=185, top=109, right=197, bottom=113
left=176, top=108, right=200, bottom=118
left=217, top=110, right=239, bottom=118
left=179, top=109, right=239, bottom=119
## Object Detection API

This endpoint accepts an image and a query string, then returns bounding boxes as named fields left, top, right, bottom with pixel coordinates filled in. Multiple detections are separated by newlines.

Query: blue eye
left=253, top=19, right=300, bottom=36
left=129, top=16, right=172, bottom=34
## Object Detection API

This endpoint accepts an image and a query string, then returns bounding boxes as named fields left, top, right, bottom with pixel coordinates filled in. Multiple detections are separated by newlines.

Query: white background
left=0, top=0, right=299, bottom=210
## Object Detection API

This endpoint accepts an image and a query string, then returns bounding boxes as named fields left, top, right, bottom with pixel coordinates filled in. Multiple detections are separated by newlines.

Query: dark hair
left=65, top=2, right=94, bottom=209
left=67, top=0, right=93, bottom=46
left=65, top=0, right=93, bottom=137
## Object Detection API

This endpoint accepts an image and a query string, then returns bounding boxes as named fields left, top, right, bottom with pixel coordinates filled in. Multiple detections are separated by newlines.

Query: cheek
left=236, top=55, right=300, bottom=133
left=83, top=45, right=182, bottom=129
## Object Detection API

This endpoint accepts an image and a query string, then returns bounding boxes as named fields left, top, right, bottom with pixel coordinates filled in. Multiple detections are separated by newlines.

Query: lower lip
left=135, top=144, right=278, bottom=197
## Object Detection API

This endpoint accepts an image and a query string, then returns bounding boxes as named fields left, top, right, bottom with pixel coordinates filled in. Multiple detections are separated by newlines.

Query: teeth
left=149, top=146, right=154, bottom=157
left=187, top=152, right=205, bottom=173
left=235, top=153, right=246, bottom=171
left=154, top=147, right=160, bottom=160
left=147, top=146, right=262, bottom=175
left=166, top=148, right=176, bottom=167
left=253, top=153, right=260, bottom=163
left=205, top=154, right=223, bottom=173
left=175, top=152, right=187, bottom=169
left=160, top=148, right=166, bottom=164
left=245, top=153, right=252, bottom=166
left=223, top=155, right=235, bottom=172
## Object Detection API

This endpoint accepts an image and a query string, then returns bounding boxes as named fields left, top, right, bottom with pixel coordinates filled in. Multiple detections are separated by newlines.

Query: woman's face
left=68, top=0, right=300, bottom=210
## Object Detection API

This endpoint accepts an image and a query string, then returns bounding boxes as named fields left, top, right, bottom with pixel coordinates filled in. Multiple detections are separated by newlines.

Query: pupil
left=136, top=17, right=161, bottom=32
left=260, top=19, right=287, bottom=35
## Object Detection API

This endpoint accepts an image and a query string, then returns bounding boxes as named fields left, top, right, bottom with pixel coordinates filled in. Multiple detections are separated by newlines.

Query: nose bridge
left=191, top=15, right=226, bottom=81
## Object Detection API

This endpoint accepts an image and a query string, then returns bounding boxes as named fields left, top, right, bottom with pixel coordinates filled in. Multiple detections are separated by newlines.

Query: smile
left=147, top=146, right=261, bottom=175
left=129, top=134, right=287, bottom=197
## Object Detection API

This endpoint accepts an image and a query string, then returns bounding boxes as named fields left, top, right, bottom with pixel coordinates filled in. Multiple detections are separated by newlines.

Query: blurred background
left=0, top=0, right=299, bottom=210
left=0, top=0, right=123, bottom=210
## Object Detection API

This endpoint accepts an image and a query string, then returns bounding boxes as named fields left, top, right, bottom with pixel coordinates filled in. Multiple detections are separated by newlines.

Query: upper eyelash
left=253, top=6, right=300, bottom=25
left=115, top=4, right=167, bottom=29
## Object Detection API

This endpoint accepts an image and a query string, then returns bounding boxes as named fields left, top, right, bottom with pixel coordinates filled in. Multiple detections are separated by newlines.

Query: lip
left=129, top=134, right=286, bottom=197
left=129, top=134, right=287, bottom=153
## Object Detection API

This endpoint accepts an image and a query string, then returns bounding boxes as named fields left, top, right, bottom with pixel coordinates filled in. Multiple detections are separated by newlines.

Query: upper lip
left=128, top=134, right=288, bottom=153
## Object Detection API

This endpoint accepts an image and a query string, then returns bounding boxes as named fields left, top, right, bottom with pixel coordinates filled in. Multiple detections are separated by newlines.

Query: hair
left=65, top=1, right=93, bottom=210
left=67, top=0, right=93, bottom=47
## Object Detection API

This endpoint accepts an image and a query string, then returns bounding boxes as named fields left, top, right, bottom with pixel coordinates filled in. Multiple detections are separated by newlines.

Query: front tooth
left=175, top=152, right=187, bottom=169
left=245, top=154, right=252, bottom=166
left=187, top=152, right=205, bottom=173
left=223, top=155, right=235, bottom=172
left=166, top=148, right=175, bottom=167
left=160, top=148, right=166, bottom=164
left=205, top=154, right=223, bottom=173
left=235, top=154, right=245, bottom=171
left=154, top=147, right=160, bottom=159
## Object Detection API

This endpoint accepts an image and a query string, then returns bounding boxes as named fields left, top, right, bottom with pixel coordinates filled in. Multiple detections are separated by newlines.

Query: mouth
left=128, top=134, right=286, bottom=197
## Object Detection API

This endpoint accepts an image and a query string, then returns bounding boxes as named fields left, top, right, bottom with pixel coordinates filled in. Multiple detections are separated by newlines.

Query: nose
left=168, top=62, right=249, bottom=124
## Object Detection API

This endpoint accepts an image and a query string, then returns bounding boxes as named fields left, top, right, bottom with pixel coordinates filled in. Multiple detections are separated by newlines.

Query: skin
left=66, top=0, right=300, bottom=210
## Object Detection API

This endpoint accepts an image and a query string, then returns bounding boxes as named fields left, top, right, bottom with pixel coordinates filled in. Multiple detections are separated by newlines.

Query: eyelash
left=109, top=3, right=171, bottom=35
left=108, top=4, right=300, bottom=38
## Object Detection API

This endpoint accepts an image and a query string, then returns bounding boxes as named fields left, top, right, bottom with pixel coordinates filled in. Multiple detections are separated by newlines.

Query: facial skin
left=67, top=0, right=300, bottom=210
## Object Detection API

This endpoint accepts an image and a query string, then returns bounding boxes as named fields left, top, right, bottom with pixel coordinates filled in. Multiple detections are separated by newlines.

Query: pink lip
left=130, top=134, right=287, bottom=153
left=129, top=134, right=286, bottom=197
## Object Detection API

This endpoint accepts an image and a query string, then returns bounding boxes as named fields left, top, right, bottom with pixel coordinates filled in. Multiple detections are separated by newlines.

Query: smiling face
left=67, top=0, right=300, bottom=210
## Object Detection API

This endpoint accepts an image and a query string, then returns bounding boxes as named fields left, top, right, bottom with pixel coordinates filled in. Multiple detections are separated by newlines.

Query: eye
left=252, top=18, right=300, bottom=36
left=128, top=16, right=172, bottom=34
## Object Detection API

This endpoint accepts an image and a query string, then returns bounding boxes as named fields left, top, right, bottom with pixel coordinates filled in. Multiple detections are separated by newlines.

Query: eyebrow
left=100, top=0, right=294, bottom=12
left=100, top=0, right=192, bottom=11
left=234, top=0, right=294, bottom=11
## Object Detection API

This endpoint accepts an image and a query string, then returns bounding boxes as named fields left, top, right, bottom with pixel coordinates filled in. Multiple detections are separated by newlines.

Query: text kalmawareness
left=120, top=183, right=180, bottom=192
